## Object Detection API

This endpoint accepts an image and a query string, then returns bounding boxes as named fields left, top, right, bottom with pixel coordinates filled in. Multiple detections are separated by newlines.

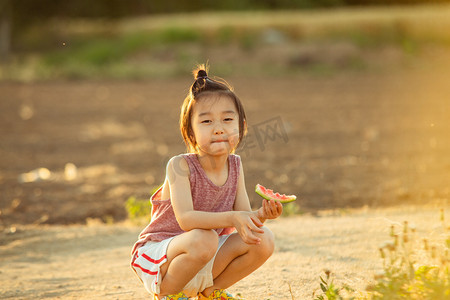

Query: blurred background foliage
left=5, top=0, right=450, bottom=45
left=2, top=0, right=450, bottom=80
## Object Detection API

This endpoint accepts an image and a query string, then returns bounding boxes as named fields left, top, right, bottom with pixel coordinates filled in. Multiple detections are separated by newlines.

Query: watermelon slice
left=255, top=184, right=297, bottom=204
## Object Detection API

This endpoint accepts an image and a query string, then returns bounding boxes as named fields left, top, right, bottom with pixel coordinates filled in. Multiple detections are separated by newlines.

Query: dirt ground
left=1, top=47, right=450, bottom=227
left=1, top=45, right=450, bottom=299
left=0, top=206, right=448, bottom=299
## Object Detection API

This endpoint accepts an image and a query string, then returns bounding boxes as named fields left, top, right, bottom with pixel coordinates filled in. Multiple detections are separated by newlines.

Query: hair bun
left=196, top=69, right=208, bottom=79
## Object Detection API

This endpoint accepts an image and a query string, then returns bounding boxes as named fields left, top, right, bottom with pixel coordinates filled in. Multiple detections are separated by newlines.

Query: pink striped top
left=131, top=153, right=240, bottom=255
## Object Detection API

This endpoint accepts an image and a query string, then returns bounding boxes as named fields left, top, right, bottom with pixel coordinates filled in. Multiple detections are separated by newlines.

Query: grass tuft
left=125, top=196, right=152, bottom=225
left=308, top=209, right=450, bottom=299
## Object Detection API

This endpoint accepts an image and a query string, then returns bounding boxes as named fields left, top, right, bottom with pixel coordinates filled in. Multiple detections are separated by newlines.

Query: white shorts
left=131, top=234, right=231, bottom=298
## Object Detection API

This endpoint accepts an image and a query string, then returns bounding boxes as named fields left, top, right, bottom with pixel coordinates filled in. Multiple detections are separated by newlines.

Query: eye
left=224, top=118, right=234, bottom=122
left=201, top=119, right=211, bottom=124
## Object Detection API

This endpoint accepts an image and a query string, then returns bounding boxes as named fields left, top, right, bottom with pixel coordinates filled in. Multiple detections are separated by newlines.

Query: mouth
left=212, top=140, right=228, bottom=143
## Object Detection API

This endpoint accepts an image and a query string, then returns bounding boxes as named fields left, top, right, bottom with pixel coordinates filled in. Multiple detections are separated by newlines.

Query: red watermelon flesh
left=255, top=184, right=296, bottom=203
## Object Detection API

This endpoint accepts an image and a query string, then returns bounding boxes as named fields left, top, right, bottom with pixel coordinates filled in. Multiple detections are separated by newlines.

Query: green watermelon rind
left=255, top=184, right=297, bottom=204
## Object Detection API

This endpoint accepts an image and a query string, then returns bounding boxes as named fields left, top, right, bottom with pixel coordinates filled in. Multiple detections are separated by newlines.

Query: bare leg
left=201, top=226, right=274, bottom=297
left=158, top=229, right=219, bottom=296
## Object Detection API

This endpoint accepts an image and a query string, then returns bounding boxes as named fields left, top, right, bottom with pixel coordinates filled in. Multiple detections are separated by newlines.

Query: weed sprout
left=312, top=209, right=450, bottom=299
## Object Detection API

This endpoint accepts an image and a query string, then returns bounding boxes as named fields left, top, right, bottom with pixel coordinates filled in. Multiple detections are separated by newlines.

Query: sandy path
left=1, top=206, right=446, bottom=299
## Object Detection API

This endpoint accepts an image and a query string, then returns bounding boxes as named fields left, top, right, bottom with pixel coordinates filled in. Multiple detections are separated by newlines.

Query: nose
left=214, top=125, right=224, bottom=135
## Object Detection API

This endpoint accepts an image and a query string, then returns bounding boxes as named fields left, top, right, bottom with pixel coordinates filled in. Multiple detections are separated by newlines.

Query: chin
left=211, top=149, right=229, bottom=156
left=209, top=145, right=230, bottom=156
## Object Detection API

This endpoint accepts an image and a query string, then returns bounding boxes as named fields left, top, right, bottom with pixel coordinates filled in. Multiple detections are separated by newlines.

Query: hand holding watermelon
left=255, top=184, right=297, bottom=222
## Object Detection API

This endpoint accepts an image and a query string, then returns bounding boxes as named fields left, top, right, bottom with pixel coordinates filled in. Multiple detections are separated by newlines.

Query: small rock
left=18, top=168, right=51, bottom=183
left=64, top=163, right=78, bottom=181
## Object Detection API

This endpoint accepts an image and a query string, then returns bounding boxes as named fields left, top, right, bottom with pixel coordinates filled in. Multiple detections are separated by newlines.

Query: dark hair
left=180, top=64, right=247, bottom=153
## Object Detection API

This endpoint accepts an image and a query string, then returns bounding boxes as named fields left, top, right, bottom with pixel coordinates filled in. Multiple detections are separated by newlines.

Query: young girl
left=131, top=64, right=283, bottom=300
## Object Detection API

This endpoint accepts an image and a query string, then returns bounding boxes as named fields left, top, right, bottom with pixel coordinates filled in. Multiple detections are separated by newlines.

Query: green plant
left=125, top=196, right=152, bottom=221
left=282, top=202, right=302, bottom=217
left=313, top=270, right=357, bottom=300
left=369, top=210, right=450, bottom=299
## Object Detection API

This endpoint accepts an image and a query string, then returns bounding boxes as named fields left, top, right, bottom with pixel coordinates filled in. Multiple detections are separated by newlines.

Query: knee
left=187, top=229, right=218, bottom=263
left=253, top=227, right=275, bottom=259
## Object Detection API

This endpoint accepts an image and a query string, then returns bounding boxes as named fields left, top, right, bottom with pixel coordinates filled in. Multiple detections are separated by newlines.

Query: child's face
left=191, top=94, right=240, bottom=156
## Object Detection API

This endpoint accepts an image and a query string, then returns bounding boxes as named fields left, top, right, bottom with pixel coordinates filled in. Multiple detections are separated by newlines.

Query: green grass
left=368, top=214, right=450, bottom=299
left=125, top=196, right=152, bottom=225
left=2, top=4, right=450, bottom=81
left=311, top=209, right=450, bottom=300
left=313, top=270, right=357, bottom=300
left=282, top=202, right=303, bottom=217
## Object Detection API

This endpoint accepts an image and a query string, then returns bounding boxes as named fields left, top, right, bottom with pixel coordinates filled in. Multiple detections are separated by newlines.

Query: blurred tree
left=344, top=0, right=450, bottom=4
left=10, top=0, right=450, bottom=27
left=0, top=0, right=11, bottom=62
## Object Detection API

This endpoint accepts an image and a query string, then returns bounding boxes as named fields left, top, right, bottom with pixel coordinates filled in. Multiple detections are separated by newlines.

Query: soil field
left=1, top=48, right=450, bottom=226
left=0, top=206, right=448, bottom=299
left=0, top=38, right=450, bottom=299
